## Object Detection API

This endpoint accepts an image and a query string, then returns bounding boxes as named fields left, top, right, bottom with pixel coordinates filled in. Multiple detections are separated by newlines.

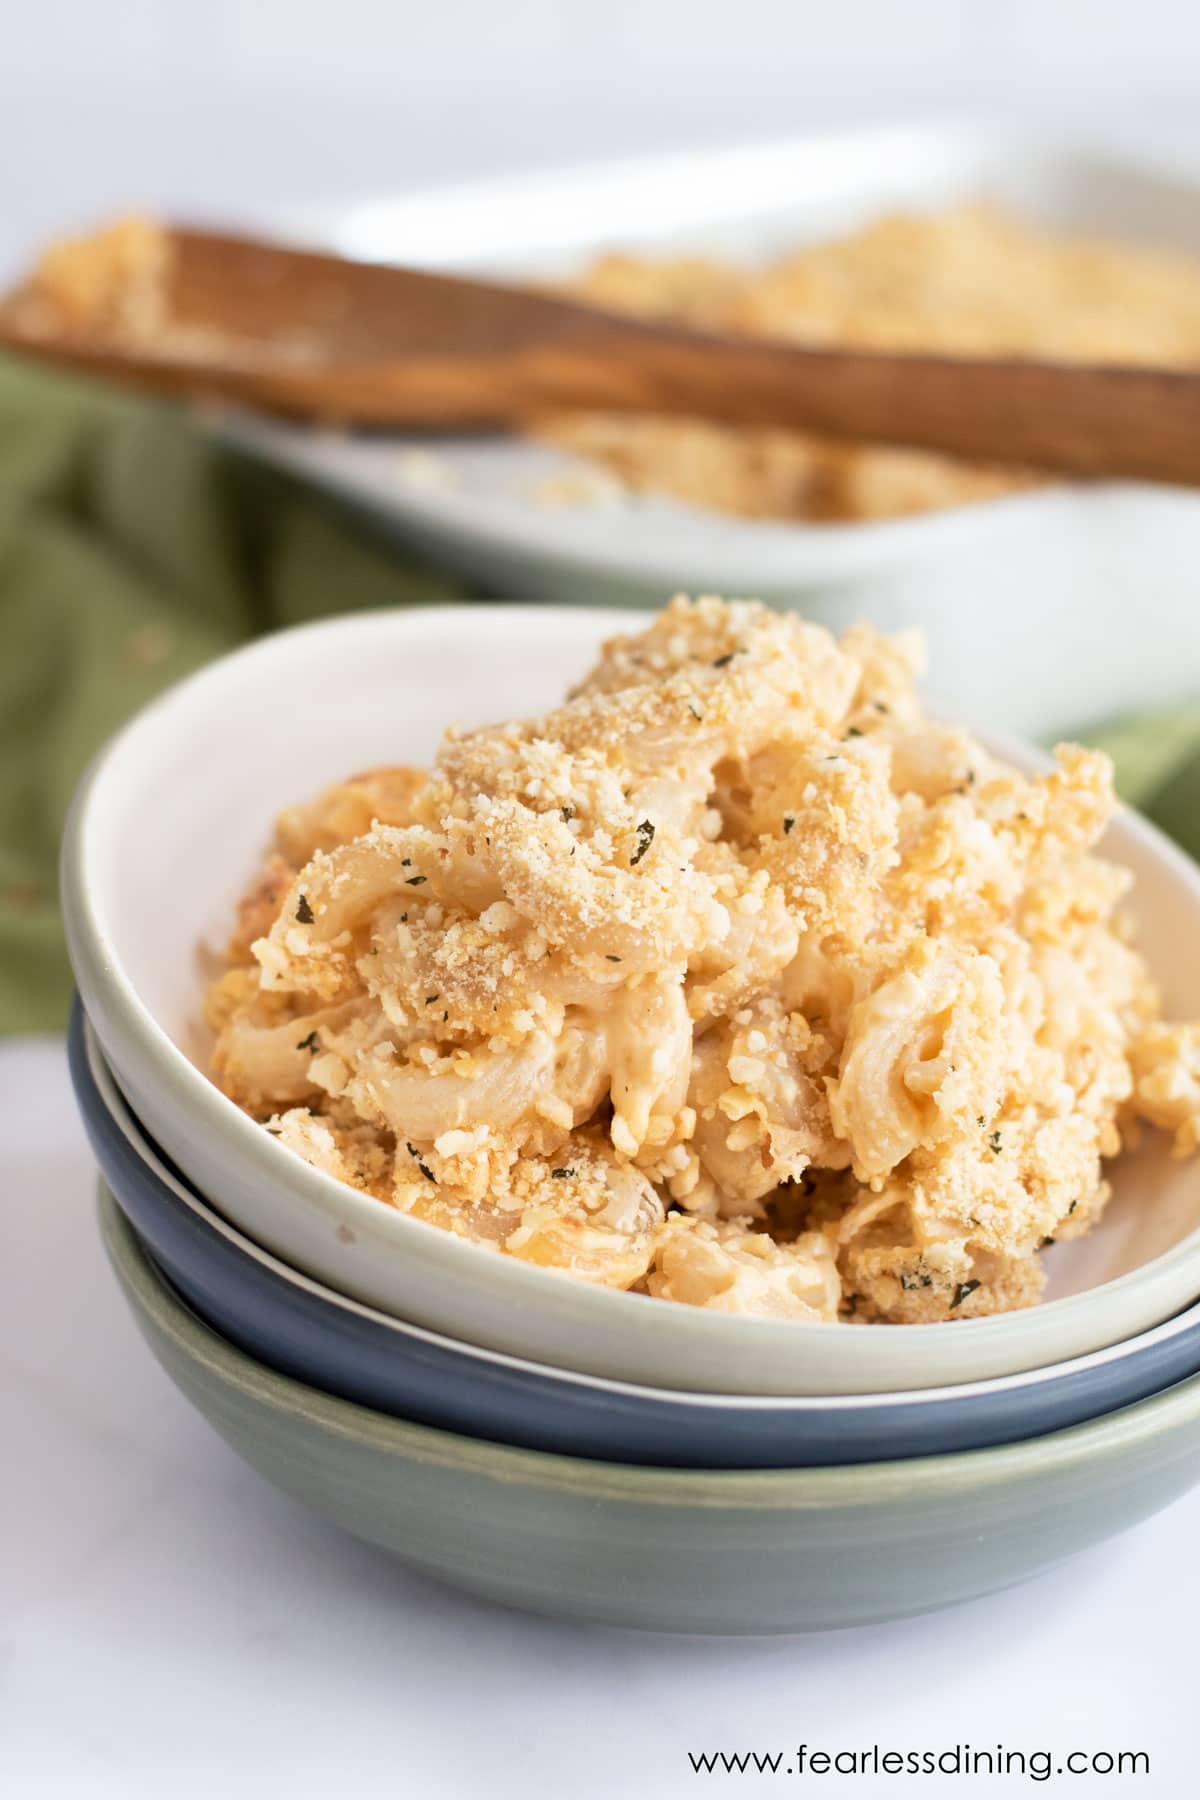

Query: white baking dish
left=221, top=125, right=1200, bottom=739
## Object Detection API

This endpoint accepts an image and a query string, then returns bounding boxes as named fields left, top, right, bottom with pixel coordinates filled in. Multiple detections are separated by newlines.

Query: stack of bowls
left=63, top=606, right=1200, bottom=1635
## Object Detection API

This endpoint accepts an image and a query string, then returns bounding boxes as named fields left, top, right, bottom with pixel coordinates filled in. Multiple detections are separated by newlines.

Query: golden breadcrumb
left=538, top=204, right=1200, bottom=522
left=205, top=596, right=1200, bottom=1321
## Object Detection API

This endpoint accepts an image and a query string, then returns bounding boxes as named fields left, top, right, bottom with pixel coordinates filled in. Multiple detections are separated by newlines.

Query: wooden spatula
left=3, top=220, right=1200, bottom=487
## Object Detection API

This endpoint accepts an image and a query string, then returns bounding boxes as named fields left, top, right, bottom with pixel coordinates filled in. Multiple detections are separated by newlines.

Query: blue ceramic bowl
left=70, top=1000, right=1200, bottom=1470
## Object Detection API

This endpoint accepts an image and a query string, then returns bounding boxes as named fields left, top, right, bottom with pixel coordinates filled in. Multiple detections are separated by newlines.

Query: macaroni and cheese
left=541, top=205, right=1200, bottom=521
left=206, top=597, right=1200, bottom=1323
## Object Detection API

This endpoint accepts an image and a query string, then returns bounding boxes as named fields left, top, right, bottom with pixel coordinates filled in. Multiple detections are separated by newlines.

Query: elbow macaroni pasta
left=205, top=596, right=1200, bottom=1323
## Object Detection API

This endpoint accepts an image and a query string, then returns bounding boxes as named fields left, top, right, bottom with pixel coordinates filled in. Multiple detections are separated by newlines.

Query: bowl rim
left=102, top=1181, right=1200, bottom=1507
left=80, top=958, right=1200, bottom=1423
left=63, top=602, right=1200, bottom=1367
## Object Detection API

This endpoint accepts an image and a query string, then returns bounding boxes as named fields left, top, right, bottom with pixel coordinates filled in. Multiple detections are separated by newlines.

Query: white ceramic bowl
left=61, top=604, right=1200, bottom=1396
left=73, top=1008, right=1200, bottom=1472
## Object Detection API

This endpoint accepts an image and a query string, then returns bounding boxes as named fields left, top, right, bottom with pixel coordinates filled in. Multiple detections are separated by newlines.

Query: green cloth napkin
left=2, top=352, right=1199, bottom=1035
left=0, top=355, right=462, bottom=1034
left=1082, top=706, right=1200, bottom=853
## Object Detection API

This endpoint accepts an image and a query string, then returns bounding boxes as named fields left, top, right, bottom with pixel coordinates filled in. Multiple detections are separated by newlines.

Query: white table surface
left=1, top=1034, right=1197, bottom=1798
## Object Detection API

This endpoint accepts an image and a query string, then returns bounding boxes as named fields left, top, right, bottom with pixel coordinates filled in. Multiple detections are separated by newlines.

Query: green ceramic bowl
left=102, top=1187, right=1200, bottom=1635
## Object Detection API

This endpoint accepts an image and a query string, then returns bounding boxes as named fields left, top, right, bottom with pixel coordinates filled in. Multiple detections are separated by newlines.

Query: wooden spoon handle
left=9, top=319, right=1197, bottom=490
left=556, top=334, right=1200, bottom=487
left=4, top=221, right=1200, bottom=487
left=293, top=328, right=1200, bottom=488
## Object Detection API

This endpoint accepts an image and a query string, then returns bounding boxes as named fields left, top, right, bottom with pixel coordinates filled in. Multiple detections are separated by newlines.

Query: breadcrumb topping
left=538, top=205, right=1200, bottom=522
left=206, top=595, right=1200, bottom=1321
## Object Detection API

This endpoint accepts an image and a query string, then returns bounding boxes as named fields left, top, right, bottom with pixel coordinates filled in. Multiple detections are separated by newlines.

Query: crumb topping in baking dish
left=206, top=596, right=1200, bottom=1322
left=540, top=204, right=1200, bottom=521
left=17, top=204, right=1200, bottom=526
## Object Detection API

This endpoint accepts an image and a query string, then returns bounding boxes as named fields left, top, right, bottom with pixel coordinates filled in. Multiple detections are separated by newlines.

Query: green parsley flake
left=900, top=1270, right=933, bottom=1291
left=630, top=820, right=655, bottom=866
left=405, top=1142, right=437, bottom=1183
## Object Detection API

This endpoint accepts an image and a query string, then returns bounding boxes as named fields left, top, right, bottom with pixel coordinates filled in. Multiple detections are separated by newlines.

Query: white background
left=4, top=3, right=1200, bottom=1795
left=4, top=0, right=1200, bottom=270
